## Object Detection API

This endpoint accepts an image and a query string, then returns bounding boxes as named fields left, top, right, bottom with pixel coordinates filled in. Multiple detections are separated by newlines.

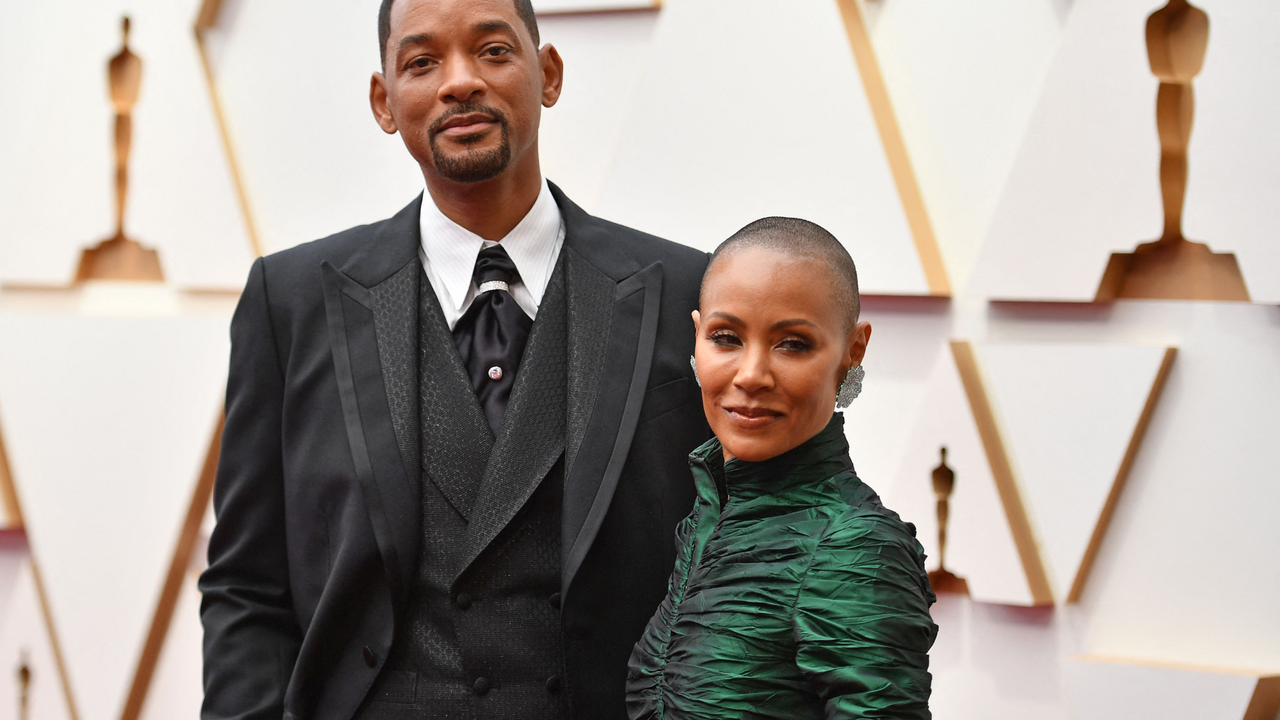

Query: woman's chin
left=719, top=431, right=789, bottom=463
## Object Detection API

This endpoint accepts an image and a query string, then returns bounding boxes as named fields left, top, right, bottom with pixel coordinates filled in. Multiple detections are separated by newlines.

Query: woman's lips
left=723, top=406, right=783, bottom=429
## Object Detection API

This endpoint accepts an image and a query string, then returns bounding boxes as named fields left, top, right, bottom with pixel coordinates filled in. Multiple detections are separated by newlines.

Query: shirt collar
left=418, top=178, right=564, bottom=315
left=690, top=413, right=854, bottom=496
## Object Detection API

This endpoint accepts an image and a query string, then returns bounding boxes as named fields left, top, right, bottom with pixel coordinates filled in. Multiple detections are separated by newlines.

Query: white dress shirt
left=418, top=178, right=566, bottom=331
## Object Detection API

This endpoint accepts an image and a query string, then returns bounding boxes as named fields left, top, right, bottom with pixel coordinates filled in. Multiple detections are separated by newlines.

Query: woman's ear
left=847, top=320, right=872, bottom=369
left=691, top=309, right=701, bottom=335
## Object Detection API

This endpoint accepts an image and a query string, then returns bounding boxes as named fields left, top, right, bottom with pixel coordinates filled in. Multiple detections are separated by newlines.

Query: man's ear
left=370, top=72, right=398, bottom=135
left=539, top=44, right=564, bottom=108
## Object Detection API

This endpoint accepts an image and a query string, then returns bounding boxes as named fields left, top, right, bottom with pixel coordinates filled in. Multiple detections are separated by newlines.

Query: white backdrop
left=0, top=1, right=1278, bottom=719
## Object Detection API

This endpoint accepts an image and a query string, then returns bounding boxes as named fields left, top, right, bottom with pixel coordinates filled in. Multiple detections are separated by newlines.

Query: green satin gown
left=627, top=414, right=937, bottom=719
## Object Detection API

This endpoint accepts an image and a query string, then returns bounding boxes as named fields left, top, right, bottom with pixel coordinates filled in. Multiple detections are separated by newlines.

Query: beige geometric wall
left=1065, top=657, right=1280, bottom=720
left=0, top=0, right=255, bottom=288
left=883, top=341, right=1176, bottom=608
left=0, top=541, right=74, bottom=720
left=1, top=1, right=1278, bottom=719
left=593, top=0, right=948, bottom=295
left=971, top=0, right=1280, bottom=303
left=0, top=307, right=232, bottom=720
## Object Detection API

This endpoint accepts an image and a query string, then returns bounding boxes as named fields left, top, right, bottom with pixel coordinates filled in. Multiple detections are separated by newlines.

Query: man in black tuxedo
left=198, top=0, right=709, bottom=718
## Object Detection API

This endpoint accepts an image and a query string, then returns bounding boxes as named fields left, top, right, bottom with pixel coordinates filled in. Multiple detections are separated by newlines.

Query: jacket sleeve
left=792, top=513, right=937, bottom=720
left=199, top=257, right=302, bottom=720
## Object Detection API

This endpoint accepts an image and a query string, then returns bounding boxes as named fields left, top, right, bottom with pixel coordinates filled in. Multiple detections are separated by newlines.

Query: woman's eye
left=710, top=332, right=741, bottom=348
left=778, top=337, right=811, bottom=352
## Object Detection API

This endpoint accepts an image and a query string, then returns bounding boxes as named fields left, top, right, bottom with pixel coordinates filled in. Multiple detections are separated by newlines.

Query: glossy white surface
left=2, top=1, right=1279, bottom=718
left=0, top=300, right=230, bottom=720
left=972, top=0, right=1164, bottom=301
left=979, top=342, right=1171, bottom=601
left=594, top=0, right=930, bottom=294
left=0, top=0, right=254, bottom=288
left=1182, top=1, right=1280, bottom=302
left=929, top=594, right=1075, bottom=720
left=1064, top=656, right=1265, bottom=720
left=971, top=0, right=1280, bottom=303
left=883, top=343, right=1039, bottom=607
left=533, top=0, right=657, bottom=12
left=0, top=550, right=75, bottom=720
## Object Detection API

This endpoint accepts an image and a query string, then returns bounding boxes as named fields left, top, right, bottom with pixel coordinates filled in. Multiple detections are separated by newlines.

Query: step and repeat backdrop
left=0, top=1, right=1278, bottom=719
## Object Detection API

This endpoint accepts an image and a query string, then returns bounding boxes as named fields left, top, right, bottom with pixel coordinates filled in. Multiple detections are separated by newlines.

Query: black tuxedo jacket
left=200, top=185, right=711, bottom=720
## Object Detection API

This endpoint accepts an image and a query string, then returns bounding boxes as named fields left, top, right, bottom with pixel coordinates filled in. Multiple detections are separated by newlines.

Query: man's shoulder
left=551, top=182, right=708, bottom=286
left=587, top=214, right=707, bottom=266
left=253, top=196, right=420, bottom=301
left=568, top=209, right=709, bottom=299
left=604, top=219, right=707, bottom=300
left=261, top=218, right=385, bottom=275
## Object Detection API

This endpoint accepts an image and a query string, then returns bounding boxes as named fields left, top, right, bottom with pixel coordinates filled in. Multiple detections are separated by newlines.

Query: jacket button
left=473, top=676, right=491, bottom=695
left=545, top=675, right=561, bottom=693
left=548, top=592, right=561, bottom=610
left=362, top=646, right=376, bottom=667
left=456, top=592, right=472, bottom=610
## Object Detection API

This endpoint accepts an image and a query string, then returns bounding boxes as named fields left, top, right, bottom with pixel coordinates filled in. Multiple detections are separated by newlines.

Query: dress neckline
left=691, top=414, right=854, bottom=500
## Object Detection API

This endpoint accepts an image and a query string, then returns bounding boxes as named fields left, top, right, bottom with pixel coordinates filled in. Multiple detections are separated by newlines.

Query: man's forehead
left=391, top=0, right=521, bottom=38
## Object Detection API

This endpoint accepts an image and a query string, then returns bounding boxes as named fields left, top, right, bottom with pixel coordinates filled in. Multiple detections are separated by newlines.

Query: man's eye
left=410, top=57, right=433, bottom=69
left=484, top=46, right=509, bottom=58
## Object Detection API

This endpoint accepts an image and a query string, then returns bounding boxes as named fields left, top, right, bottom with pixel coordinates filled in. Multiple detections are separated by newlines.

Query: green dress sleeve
left=792, top=512, right=937, bottom=719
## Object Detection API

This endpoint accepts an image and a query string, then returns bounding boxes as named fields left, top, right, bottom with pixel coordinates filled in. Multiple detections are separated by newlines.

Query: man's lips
left=436, top=113, right=497, bottom=138
left=722, top=405, right=784, bottom=429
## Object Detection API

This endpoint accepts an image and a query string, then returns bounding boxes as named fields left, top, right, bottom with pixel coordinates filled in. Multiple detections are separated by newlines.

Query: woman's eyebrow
left=707, top=311, right=744, bottom=324
left=770, top=318, right=818, bottom=331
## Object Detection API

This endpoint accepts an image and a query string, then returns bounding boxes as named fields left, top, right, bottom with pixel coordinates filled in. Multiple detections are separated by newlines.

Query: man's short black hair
left=703, top=217, right=861, bottom=330
left=379, top=0, right=541, bottom=68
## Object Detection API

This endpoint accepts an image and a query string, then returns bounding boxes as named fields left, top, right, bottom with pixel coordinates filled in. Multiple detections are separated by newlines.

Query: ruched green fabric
left=627, top=415, right=936, bottom=719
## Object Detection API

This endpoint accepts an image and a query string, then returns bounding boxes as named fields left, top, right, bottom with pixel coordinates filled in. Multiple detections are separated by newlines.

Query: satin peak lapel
left=318, top=197, right=424, bottom=603
left=561, top=259, right=665, bottom=597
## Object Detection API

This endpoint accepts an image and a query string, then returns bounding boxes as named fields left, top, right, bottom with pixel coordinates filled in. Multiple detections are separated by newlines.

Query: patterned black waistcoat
left=357, top=258, right=569, bottom=719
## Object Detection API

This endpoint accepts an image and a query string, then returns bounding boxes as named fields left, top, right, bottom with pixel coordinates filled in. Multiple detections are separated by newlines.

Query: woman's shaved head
left=702, top=217, right=860, bottom=330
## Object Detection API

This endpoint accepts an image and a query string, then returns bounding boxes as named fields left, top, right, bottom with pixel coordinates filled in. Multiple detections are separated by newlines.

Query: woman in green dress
left=627, top=218, right=937, bottom=719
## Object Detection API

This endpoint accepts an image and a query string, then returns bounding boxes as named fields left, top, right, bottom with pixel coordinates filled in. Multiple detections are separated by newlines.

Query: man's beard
left=428, top=104, right=512, bottom=183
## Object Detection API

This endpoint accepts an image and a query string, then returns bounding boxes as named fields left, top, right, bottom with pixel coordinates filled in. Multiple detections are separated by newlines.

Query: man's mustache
left=428, top=104, right=508, bottom=137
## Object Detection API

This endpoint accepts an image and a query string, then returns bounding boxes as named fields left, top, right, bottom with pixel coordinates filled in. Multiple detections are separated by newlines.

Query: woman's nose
left=733, top=345, right=774, bottom=393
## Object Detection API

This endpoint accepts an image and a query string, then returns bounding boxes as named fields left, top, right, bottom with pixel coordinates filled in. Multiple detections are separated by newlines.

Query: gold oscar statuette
left=76, top=16, right=165, bottom=283
left=1096, top=0, right=1249, bottom=302
left=927, top=447, right=969, bottom=595
left=17, top=650, right=30, bottom=720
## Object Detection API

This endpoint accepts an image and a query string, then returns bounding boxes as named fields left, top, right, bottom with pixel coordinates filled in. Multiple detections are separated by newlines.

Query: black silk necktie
left=452, top=245, right=533, bottom=435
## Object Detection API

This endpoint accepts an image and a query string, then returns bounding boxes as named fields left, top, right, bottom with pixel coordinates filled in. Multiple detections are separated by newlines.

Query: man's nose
left=438, top=55, right=486, bottom=103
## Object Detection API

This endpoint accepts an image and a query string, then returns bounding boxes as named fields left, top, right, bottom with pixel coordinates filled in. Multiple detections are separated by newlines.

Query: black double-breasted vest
left=200, top=185, right=712, bottom=720
left=356, top=254, right=571, bottom=718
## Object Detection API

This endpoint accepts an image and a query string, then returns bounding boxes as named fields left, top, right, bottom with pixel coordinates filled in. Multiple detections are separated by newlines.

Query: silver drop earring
left=690, top=355, right=701, bottom=387
left=836, top=365, right=865, bottom=409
